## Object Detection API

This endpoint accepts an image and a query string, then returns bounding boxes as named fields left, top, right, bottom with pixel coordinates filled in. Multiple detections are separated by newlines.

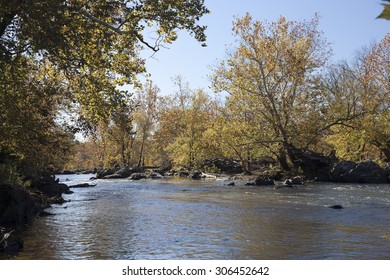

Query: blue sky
left=140, top=0, right=389, bottom=95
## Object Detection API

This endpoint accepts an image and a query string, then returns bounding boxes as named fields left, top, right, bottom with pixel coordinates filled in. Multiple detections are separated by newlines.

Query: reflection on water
left=13, top=175, right=390, bottom=259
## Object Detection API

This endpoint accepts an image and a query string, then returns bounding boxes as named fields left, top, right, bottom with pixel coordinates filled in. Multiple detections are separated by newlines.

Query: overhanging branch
left=78, top=9, right=160, bottom=52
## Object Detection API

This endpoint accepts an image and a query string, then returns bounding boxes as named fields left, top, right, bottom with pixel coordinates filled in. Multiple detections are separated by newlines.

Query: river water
left=13, top=174, right=390, bottom=259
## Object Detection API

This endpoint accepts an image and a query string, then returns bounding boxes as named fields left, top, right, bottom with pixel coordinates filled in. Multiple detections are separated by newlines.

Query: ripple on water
left=13, top=178, right=390, bottom=260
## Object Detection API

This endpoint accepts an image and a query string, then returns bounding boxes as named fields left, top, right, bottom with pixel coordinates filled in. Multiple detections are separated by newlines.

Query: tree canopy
left=1, top=0, right=210, bottom=184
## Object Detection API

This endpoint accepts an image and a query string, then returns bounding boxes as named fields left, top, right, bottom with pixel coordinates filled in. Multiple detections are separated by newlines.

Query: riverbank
left=0, top=180, right=71, bottom=256
left=89, top=159, right=389, bottom=185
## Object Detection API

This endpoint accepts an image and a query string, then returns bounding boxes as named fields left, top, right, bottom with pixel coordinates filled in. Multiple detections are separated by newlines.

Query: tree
left=1, top=0, right=210, bottom=182
left=324, top=35, right=390, bottom=163
left=378, top=0, right=390, bottom=20
left=133, top=81, right=159, bottom=167
left=153, top=77, right=214, bottom=169
left=212, top=14, right=332, bottom=171
left=0, top=56, right=73, bottom=185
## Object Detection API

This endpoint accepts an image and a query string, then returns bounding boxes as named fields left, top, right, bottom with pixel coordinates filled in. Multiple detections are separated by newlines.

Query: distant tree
left=133, top=81, right=159, bottom=167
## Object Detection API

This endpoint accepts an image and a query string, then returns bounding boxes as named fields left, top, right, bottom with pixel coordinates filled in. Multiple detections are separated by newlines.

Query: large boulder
left=101, top=167, right=144, bottom=179
left=96, top=168, right=116, bottom=179
left=330, top=161, right=389, bottom=183
left=34, top=181, right=71, bottom=196
left=254, top=176, right=274, bottom=186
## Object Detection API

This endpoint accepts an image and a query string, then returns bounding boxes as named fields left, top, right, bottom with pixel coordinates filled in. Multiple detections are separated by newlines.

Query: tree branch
left=78, top=9, right=160, bottom=52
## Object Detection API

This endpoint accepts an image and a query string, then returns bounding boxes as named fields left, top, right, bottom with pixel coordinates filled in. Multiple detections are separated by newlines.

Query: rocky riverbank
left=90, top=159, right=389, bottom=185
left=0, top=180, right=71, bottom=256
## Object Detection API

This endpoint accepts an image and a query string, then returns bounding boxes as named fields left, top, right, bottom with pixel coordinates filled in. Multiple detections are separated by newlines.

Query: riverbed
left=13, top=174, right=390, bottom=259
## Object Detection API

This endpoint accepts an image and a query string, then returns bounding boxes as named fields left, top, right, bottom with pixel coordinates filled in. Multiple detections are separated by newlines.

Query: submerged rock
left=69, top=183, right=96, bottom=188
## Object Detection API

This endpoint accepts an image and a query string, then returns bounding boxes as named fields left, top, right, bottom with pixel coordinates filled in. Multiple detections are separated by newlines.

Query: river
left=13, top=174, right=390, bottom=259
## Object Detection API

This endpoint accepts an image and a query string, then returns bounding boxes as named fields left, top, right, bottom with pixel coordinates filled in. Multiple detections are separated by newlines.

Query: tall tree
left=212, top=14, right=332, bottom=170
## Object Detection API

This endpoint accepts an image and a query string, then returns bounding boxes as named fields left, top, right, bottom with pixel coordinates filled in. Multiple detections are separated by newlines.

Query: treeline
left=0, top=3, right=388, bottom=187
left=66, top=17, right=389, bottom=174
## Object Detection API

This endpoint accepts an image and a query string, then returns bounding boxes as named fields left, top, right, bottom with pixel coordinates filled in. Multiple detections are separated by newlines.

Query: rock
left=0, top=228, right=23, bottom=253
left=96, top=168, right=116, bottom=179
left=39, top=211, right=55, bottom=217
left=274, top=185, right=295, bottom=189
left=254, top=176, right=274, bottom=186
left=330, top=161, right=389, bottom=183
left=226, top=182, right=235, bottom=186
left=201, top=173, right=217, bottom=179
left=189, top=172, right=217, bottom=179
left=149, top=172, right=163, bottom=179
left=288, top=146, right=336, bottom=181
left=189, top=171, right=203, bottom=179
left=50, top=195, right=67, bottom=205
left=0, top=184, right=44, bottom=225
left=177, top=171, right=190, bottom=177
left=245, top=182, right=255, bottom=186
left=283, top=176, right=304, bottom=186
left=69, top=183, right=96, bottom=188
left=34, top=181, right=70, bottom=197
left=129, top=173, right=147, bottom=180
left=202, top=158, right=243, bottom=174
left=329, top=205, right=344, bottom=209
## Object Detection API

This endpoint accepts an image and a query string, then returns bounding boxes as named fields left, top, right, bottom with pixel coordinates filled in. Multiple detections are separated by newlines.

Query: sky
left=139, top=0, right=389, bottom=95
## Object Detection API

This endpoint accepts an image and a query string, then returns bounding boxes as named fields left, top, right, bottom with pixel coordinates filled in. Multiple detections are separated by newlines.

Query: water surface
left=14, top=175, right=390, bottom=259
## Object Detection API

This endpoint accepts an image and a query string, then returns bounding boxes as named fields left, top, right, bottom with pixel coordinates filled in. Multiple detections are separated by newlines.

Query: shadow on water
left=13, top=177, right=390, bottom=259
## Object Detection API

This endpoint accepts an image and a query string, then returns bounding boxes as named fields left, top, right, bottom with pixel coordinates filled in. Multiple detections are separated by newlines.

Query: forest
left=0, top=0, right=389, bottom=188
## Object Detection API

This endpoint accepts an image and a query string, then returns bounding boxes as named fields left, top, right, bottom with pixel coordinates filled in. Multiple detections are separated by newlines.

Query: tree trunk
left=277, top=148, right=291, bottom=171
left=137, top=137, right=145, bottom=167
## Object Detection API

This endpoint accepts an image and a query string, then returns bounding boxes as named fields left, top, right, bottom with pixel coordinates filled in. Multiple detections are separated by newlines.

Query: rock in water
left=329, top=205, right=344, bottom=209
left=254, top=176, right=274, bottom=186
left=283, top=176, right=304, bottom=186
left=189, top=171, right=203, bottom=179
left=129, top=173, right=147, bottom=180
